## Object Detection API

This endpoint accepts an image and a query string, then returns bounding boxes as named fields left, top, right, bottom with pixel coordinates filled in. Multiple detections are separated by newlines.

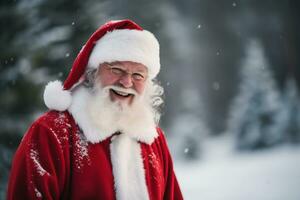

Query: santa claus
left=7, top=19, right=183, bottom=200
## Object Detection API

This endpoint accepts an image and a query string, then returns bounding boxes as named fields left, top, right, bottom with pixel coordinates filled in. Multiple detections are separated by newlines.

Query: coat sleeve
left=7, top=117, right=70, bottom=200
left=157, top=128, right=184, bottom=200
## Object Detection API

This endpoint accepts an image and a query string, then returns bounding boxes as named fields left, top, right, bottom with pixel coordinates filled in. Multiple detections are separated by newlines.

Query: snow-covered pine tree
left=0, top=1, right=98, bottom=197
left=227, top=39, right=282, bottom=150
left=280, top=78, right=300, bottom=144
left=168, top=86, right=210, bottom=161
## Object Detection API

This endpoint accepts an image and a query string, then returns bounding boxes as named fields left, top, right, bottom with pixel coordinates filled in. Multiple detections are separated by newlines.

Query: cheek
left=99, top=75, right=118, bottom=87
left=134, top=83, right=146, bottom=95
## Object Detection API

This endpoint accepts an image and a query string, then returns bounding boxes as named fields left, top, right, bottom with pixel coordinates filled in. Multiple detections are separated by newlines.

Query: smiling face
left=96, top=61, right=148, bottom=105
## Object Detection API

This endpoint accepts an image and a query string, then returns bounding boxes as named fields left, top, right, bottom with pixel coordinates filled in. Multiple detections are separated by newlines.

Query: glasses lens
left=106, top=64, right=147, bottom=82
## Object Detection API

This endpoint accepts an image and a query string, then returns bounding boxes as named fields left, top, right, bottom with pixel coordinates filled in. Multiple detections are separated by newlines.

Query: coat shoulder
left=36, top=110, right=73, bottom=129
left=150, top=127, right=171, bottom=158
left=154, top=127, right=168, bottom=145
left=27, top=110, right=75, bottom=145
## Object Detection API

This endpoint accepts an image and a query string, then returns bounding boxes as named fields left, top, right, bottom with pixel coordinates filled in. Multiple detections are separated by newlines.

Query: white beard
left=86, top=83, right=157, bottom=140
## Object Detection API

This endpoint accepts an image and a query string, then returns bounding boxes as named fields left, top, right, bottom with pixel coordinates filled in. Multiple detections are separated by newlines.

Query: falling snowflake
left=213, top=82, right=220, bottom=91
left=197, top=24, right=202, bottom=29
left=232, top=2, right=237, bottom=7
left=184, top=148, right=189, bottom=154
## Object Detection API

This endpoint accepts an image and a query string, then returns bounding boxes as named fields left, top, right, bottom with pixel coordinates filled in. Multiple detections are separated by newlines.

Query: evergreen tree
left=0, top=0, right=97, bottom=197
left=280, top=78, right=300, bottom=144
left=0, top=1, right=30, bottom=197
left=227, top=39, right=282, bottom=150
left=168, top=87, right=210, bottom=161
left=169, top=113, right=209, bottom=161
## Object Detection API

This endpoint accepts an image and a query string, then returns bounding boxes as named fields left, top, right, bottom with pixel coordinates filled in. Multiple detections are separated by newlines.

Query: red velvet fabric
left=7, top=111, right=183, bottom=200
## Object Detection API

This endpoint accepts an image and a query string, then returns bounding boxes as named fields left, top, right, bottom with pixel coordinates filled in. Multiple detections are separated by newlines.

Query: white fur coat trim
left=87, top=29, right=160, bottom=79
left=68, top=87, right=158, bottom=144
left=110, top=134, right=150, bottom=200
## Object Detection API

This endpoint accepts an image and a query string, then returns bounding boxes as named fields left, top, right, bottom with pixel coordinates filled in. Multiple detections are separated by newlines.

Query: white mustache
left=105, top=85, right=138, bottom=96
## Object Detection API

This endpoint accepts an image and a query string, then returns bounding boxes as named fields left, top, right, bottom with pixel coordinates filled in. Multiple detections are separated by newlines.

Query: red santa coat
left=7, top=111, right=183, bottom=200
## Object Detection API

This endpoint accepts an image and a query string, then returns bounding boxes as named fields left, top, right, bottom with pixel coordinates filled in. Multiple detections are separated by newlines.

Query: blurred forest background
left=1, top=0, right=300, bottom=198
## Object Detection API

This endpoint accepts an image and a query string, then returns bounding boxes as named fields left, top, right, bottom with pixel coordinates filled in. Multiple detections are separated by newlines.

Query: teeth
left=113, top=89, right=130, bottom=97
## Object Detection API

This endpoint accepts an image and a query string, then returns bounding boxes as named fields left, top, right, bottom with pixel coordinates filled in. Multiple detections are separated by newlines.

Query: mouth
left=109, top=88, right=135, bottom=104
left=111, top=89, right=134, bottom=97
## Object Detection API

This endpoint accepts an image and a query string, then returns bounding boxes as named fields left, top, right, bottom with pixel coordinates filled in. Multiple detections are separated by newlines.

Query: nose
left=119, top=74, right=133, bottom=88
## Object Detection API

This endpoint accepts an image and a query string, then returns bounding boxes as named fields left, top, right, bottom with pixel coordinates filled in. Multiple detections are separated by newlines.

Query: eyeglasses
left=104, top=63, right=148, bottom=82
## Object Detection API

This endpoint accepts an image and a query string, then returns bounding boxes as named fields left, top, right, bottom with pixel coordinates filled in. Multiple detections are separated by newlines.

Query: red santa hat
left=43, top=19, right=160, bottom=111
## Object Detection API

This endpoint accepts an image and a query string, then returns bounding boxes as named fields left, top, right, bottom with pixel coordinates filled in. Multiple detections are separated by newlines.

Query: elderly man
left=7, top=19, right=183, bottom=200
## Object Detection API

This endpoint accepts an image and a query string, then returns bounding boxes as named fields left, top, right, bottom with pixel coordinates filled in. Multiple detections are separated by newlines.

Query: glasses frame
left=104, top=63, right=148, bottom=82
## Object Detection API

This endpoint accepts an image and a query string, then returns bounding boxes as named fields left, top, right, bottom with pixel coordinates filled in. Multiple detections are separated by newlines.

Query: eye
left=110, top=67, right=124, bottom=75
left=132, top=73, right=145, bottom=81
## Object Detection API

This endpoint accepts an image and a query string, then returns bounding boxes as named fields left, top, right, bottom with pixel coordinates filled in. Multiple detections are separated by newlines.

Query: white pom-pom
left=43, top=80, right=72, bottom=111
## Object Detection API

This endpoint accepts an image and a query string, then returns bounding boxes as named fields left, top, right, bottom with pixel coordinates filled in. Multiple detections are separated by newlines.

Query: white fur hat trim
left=88, top=29, right=160, bottom=79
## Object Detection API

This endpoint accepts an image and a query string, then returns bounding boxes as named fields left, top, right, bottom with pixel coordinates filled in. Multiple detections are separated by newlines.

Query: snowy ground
left=175, top=137, right=300, bottom=200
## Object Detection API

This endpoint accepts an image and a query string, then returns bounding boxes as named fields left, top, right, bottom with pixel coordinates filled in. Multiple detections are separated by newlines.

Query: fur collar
left=68, top=87, right=158, bottom=144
